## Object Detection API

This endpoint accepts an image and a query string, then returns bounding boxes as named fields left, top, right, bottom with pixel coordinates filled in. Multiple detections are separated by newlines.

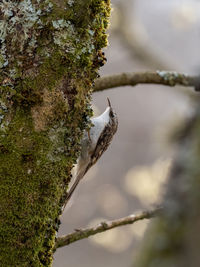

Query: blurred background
left=54, top=0, right=200, bottom=266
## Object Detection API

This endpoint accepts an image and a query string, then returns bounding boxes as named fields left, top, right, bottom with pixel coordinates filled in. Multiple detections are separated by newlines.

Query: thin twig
left=93, top=71, right=200, bottom=92
left=54, top=208, right=161, bottom=250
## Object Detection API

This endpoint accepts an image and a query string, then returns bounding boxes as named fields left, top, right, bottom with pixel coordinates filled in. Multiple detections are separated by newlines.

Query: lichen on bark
left=0, top=0, right=111, bottom=266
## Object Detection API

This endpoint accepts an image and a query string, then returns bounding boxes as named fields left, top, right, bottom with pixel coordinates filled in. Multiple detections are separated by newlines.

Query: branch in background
left=54, top=208, right=161, bottom=250
left=112, top=2, right=175, bottom=70
left=94, top=71, right=200, bottom=92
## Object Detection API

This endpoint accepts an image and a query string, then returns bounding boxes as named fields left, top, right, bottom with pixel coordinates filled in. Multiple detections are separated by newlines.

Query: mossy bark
left=134, top=105, right=200, bottom=267
left=0, top=1, right=110, bottom=266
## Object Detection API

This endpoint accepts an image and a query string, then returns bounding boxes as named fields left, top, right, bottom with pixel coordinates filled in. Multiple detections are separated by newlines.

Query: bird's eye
left=110, top=110, right=114, bottom=118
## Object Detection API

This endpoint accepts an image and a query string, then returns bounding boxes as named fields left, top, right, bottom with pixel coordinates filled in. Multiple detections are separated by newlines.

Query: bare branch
left=113, top=2, right=174, bottom=70
left=54, top=208, right=161, bottom=250
left=93, top=71, right=199, bottom=92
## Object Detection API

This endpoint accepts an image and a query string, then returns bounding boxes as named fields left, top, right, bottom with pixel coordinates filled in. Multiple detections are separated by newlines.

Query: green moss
left=0, top=0, right=110, bottom=266
left=0, top=107, right=75, bottom=266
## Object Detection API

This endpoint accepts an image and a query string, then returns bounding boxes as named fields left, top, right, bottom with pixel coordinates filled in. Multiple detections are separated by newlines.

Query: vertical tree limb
left=0, top=0, right=111, bottom=266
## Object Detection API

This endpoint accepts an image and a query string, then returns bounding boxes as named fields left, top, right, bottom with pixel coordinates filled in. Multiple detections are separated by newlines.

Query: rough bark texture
left=0, top=0, right=110, bottom=266
left=134, top=104, right=200, bottom=267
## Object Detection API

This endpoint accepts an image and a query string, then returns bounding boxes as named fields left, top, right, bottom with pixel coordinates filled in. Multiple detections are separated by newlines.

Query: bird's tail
left=63, top=172, right=83, bottom=208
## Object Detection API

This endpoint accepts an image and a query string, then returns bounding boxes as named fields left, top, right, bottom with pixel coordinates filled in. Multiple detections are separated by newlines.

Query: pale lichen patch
left=156, top=70, right=190, bottom=86
left=0, top=0, right=40, bottom=63
left=67, top=0, right=74, bottom=7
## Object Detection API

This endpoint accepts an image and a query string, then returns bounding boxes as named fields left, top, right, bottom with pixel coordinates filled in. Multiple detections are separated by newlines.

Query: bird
left=63, top=98, right=118, bottom=207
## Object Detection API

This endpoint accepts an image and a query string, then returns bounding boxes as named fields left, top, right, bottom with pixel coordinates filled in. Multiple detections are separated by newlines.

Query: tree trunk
left=0, top=1, right=110, bottom=266
left=134, top=103, right=200, bottom=267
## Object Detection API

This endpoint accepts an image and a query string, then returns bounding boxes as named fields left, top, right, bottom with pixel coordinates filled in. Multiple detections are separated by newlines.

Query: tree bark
left=0, top=0, right=110, bottom=266
left=134, top=104, right=200, bottom=267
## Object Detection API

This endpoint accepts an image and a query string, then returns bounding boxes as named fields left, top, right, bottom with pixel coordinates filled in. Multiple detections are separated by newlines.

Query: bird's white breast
left=89, top=107, right=110, bottom=150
